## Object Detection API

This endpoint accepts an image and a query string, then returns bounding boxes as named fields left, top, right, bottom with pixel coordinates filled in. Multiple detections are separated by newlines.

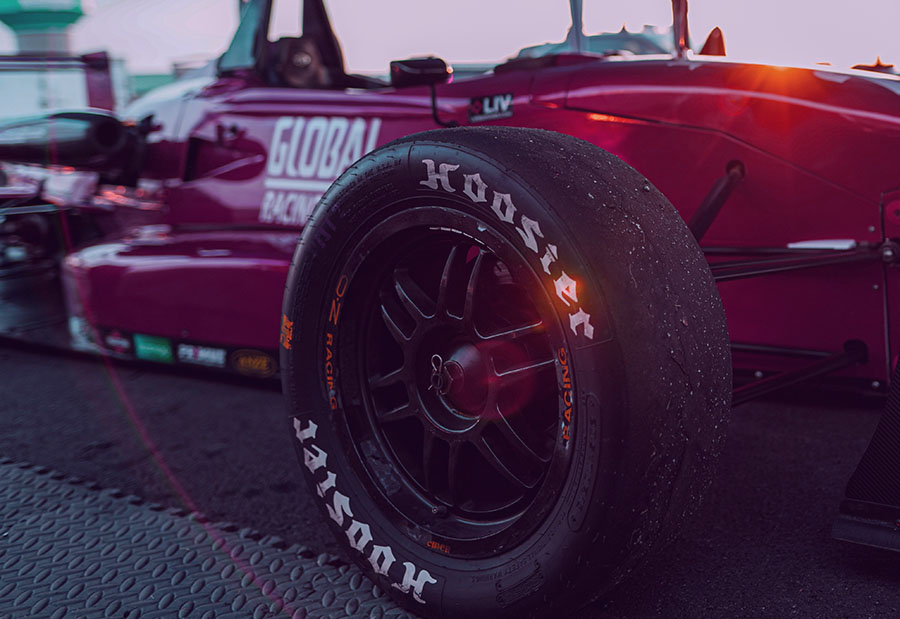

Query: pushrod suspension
left=689, top=161, right=744, bottom=242
left=732, top=340, right=867, bottom=406
left=710, top=247, right=880, bottom=282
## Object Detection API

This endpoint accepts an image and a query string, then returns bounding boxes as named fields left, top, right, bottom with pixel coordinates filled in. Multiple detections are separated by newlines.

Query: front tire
left=281, top=127, right=731, bottom=617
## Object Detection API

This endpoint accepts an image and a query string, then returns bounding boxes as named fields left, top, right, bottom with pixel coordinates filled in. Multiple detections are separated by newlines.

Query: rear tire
left=281, top=127, right=731, bottom=617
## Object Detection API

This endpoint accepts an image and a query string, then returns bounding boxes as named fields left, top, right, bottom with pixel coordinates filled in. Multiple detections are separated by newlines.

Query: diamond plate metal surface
left=0, top=457, right=416, bottom=618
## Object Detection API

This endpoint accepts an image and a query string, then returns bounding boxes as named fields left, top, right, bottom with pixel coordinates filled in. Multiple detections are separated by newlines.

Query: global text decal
left=261, top=116, right=381, bottom=226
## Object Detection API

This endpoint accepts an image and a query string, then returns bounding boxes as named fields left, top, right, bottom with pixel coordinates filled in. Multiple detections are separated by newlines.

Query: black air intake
left=0, top=109, right=132, bottom=171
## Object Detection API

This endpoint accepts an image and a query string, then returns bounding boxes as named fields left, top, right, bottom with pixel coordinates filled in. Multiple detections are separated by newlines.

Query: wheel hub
left=436, top=343, right=488, bottom=416
left=419, top=337, right=488, bottom=432
left=355, top=232, right=565, bottom=543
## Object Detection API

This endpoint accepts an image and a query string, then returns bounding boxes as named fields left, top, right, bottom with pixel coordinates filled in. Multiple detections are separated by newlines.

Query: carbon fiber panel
left=843, top=359, right=900, bottom=507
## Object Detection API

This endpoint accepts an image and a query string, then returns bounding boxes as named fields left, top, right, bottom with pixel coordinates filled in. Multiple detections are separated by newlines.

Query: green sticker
left=133, top=334, right=173, bottom=363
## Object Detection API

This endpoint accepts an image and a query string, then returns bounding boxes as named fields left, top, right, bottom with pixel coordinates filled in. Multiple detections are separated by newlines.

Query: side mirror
left=390, top=57, right=452, bottom=89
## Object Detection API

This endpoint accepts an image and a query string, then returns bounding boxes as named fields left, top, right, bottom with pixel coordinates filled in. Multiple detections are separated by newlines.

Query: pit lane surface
left=2, top=342, right=900, bottom=618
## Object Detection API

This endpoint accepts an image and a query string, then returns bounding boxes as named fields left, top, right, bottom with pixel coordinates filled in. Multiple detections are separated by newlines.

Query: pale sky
left=0, top=0, right=898, bottom=75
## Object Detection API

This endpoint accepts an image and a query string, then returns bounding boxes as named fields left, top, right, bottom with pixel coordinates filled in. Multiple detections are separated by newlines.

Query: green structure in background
left=0, top=1, right=195, bottom=104
left=132, top=73, right=175, bottom=98
left=0, top=0, right=85, bottom=53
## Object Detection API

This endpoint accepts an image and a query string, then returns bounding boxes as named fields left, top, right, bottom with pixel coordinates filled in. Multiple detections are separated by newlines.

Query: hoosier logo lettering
left=420, top=159, right=595, bottom=340
left=261, top=116, right=382, bottom=226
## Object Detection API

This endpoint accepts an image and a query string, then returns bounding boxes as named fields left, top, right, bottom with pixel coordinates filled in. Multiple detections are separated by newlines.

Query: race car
left=2, top=0, right=900, bottom=616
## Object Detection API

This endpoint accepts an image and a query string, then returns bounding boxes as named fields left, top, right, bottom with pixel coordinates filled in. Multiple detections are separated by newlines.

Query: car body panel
left=565, top=60, right=900, bottom=202
left=63, top=229, right=296, bottom=350
left=4, top=0, right=900, bottom=388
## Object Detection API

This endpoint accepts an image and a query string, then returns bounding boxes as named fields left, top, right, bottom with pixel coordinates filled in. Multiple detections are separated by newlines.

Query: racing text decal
left=324, top=274, right=347, bottom=410
left=559, top=347, right=573, bottom=443
left=281, top=314, right=294, bottom=350
left=261, top=116, right=382, bottom=226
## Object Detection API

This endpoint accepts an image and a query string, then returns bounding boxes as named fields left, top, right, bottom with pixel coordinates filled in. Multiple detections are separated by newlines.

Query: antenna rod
left=567, top=0, right=584, bottom=53
left=672, top=0, right=690, bottom=59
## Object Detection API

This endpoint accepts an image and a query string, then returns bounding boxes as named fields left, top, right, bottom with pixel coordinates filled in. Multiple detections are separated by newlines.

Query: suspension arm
left=732, top=340, right=868, bottom=406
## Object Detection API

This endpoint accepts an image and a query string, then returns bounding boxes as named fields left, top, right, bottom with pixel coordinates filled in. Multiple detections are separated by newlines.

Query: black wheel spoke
left=476, top=436, right=537, bottom=489
left=447, top=441, right=462, bottom=505
left=369, top=367, right=405, bottom=390
left=379, top=305, right=409, bottom=344
left=436, top=244, right=465, bottom=316
left=379, top=291, right=412, bottom=344
left=422, top=432, right=437, bottom=492
left=492, top=406, right=550, bottom=466
left=480, top=320, right=546, bottom=343
left=463, top=250, right=486, bottom=327
left=496, top=358, right=556, bottom=391
left=393, top=267, right=434, bottom=321
left=377, top=401, right=417, bottom=424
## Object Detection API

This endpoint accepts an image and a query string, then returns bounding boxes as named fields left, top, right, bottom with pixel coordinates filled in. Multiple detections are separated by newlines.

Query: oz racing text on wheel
left=280, top=127, right=732, bottom=617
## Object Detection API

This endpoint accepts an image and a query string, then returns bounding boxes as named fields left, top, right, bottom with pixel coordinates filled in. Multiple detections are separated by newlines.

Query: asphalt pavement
left=2, top=341, right=900, bottom=618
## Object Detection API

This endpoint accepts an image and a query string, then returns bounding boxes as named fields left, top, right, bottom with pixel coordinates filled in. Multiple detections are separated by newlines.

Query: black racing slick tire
left=280, top=127, right=732, bottom=617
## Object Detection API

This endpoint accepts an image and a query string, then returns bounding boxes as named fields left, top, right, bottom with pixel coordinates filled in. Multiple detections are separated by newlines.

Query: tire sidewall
left=282, top=140, right=625, bottom=616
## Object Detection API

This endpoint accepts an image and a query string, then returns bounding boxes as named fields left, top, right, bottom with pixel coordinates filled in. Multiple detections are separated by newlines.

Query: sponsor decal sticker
left=68, top=316, right=98, bottom=352
left=231, top=349, right=277, bottom=378
left=104, top=330, right=131, bottom=354
left=261, top=116, right=381, bottom=226
left=133, top=334, right=173, bottom=364
left=469, top=93, right=513, bottom=122
left=280, top=314, right=294, bottom=350
left=426, top=540, right=451, bottom=554
left=177, top=343, right=226, bottom=368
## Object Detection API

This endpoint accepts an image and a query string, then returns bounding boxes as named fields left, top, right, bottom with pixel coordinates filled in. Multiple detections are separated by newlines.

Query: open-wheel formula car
left=2, top=0, right=900, bottom=615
